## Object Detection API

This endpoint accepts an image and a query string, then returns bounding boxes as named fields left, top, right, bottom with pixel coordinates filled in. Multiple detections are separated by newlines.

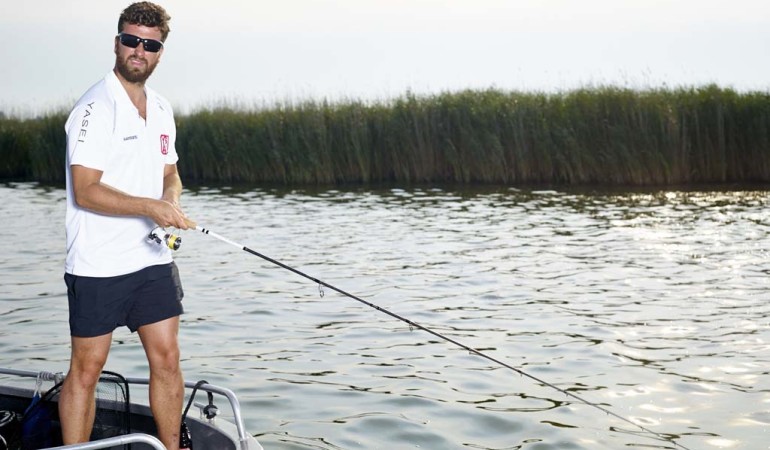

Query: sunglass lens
left=143, top=40, right=162, bottom=52
left=119, top=33, right=140, bottom=48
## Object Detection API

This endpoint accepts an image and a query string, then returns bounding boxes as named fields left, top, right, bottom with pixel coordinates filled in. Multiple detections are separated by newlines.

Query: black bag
left=20, top=380, right=63, bottom=449
left=0, top=410, right=22, bottom=450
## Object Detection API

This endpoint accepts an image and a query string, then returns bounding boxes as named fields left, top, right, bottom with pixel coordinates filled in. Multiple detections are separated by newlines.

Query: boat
left=0, top=367, right=263, bottom=450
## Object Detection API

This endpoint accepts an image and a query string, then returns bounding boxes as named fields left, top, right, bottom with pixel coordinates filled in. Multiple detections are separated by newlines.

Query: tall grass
left=0, top=111, right=67, bottom=182
left=2, top=85, right=770, bottom=185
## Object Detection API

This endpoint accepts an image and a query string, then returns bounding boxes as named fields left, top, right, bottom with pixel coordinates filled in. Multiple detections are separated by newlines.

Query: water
left=1, top=182, right=769, bottom=450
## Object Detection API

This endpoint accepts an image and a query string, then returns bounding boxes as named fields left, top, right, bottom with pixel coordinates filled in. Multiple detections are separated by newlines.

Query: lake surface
left=1, top=182, right=768, bottom=450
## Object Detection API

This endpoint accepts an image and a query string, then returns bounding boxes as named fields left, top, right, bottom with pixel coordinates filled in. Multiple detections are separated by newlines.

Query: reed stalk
left=2, top=85, right=769, bottom=186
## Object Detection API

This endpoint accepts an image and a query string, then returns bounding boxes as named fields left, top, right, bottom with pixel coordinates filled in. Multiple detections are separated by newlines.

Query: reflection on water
left=1, top=182, right=769, bottom=449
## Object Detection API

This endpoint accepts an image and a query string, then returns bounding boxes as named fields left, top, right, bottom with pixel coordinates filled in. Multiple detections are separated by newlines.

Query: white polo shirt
left=64, top=71, right=179, bottom=277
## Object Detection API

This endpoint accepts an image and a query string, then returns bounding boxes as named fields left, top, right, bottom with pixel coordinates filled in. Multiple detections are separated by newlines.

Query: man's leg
left=138, top=316, right=183, bottom=450
left=58, top=333, right=113, bottom=444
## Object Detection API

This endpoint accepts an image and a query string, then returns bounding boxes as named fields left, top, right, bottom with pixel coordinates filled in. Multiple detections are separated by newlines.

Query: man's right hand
left=148, top=199, right=191, bottom=230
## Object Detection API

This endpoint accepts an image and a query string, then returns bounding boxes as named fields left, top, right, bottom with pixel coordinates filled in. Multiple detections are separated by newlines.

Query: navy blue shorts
left=64, top=262, right=184, bottom=337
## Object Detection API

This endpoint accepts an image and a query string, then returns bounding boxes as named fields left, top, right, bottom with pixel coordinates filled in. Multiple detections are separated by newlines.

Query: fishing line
left=190, top=224, right=693, bottom=450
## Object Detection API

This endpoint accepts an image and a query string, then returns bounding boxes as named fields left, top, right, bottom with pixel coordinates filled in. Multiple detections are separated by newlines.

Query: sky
left=1, top=0, right=769, bottom=115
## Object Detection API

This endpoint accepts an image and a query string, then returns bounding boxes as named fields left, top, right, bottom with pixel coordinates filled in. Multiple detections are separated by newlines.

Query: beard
left=115, top=54, right=159, bottom=84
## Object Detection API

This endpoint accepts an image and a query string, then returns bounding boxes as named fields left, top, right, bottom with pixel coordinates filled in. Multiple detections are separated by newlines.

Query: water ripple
left=2, top=183, right=769, bottom=449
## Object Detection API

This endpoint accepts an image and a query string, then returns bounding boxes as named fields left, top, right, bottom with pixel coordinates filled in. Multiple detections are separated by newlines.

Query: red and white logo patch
left=160, top=134, right=169, bottom=155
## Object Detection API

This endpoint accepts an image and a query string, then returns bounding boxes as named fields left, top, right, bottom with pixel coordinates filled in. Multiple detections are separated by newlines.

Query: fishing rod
left=161, top=223, right=693, bottom=450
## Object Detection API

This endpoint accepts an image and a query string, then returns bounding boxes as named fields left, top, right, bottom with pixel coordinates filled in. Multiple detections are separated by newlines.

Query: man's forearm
left=162, top=171, right=183, bottom=205
left=74, top=179, right=157, bottom=218
left=80, top=181, right=188, bottom=228
left=71, top=163, right=188, bottom=228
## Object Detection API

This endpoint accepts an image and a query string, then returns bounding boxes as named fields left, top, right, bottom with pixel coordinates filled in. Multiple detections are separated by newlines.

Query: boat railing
left=46, top=433, right=166, bottom=450
left=123, top=376, right=250, bottom=443
left=0, top=367, right=65, bottom=384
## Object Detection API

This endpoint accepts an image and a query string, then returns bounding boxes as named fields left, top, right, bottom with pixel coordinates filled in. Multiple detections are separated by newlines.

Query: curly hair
left=118, top=2, right=171, bottom=42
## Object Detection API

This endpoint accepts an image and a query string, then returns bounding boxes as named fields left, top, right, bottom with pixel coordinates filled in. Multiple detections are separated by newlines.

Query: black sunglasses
left=117, top=33, right=164, bottom=53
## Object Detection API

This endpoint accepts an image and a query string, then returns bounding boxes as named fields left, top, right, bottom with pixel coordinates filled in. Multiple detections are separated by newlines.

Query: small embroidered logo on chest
left=160, top=134, right=170, bottom=155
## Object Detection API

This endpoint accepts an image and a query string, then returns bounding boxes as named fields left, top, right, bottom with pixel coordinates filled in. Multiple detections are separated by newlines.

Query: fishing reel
left=148, top=226, right=182, bottom=251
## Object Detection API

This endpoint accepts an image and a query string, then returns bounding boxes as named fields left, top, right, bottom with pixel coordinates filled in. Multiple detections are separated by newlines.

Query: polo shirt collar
left=106, top=70, right=153, bottom=118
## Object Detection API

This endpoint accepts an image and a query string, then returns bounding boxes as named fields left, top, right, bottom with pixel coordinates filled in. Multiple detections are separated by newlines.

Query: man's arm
left=71, top=164, right=190, bottom=229
left=161, top=163, right=183, bottom=207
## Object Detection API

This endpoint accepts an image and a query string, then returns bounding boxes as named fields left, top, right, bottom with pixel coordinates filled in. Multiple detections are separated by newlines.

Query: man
left=60, top=3, right=189, bottom=449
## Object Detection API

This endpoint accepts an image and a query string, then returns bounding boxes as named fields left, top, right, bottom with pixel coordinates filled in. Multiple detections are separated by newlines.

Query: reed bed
left=2, top=85, right=769, bottom=185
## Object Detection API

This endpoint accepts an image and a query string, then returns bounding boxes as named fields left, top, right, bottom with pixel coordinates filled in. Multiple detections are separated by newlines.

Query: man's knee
left=65, top=362, right=106, bottom=391
left=139, top=317, right=181, bottom=373
left=69, top=335, right=112, bottom=382
left=147, top=343, right=181, bottom=374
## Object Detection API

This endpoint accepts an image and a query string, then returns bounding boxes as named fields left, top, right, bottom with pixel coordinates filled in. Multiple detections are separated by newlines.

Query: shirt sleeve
left=162, top=98, right=179, bottom=165
left=65, top=100, right=112, bottom=171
